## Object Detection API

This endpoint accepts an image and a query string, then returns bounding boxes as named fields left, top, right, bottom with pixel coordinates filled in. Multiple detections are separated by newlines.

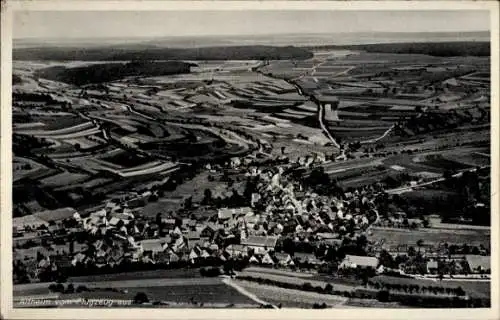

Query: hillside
left=34, top=61, right=194, bottom=86
left=14, top=45, right=314, bottom=61
left=305, top=41, right=490, bottom=57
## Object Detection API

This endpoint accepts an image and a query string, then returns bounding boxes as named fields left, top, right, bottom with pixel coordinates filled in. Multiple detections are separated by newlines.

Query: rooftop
left=218, top=207, right=253, bottom=220
left=465, top=255, right=491, bottom=271
left=241, top=235, right=279, bottom=248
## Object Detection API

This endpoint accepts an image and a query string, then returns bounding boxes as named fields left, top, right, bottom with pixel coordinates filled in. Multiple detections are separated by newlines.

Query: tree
left=302, top=282, right=313, bottom=291
left=324, top=283, right=333, bottom=293
left=422, top=218, right=430, bottom=228
left=416, top=239, right=424, bottom=252
left=379, top=250, right=395, bottom=269
left=76, top=285, right=88, bottom=293
left=223, top=260, right=234, bottom=275
left=456, top=286, right=465, bottom=296
left=55, top=283, right=65, bottom=293
left=443, top=169, right=454, bottom=181
left=407, top=246, right=416, bottom=257
left=377, top=290, right=390, bottom=302
left=184, top=196, right=193, bottom=209
left=356, top=235, right=368, bottom=250
left=402, top=218, right=409, bottom=227
left=133, top=292, right=149, bottom=304
left=202, top=188, right=213, bottom=205
left=65, top=283, right=75, bottom=293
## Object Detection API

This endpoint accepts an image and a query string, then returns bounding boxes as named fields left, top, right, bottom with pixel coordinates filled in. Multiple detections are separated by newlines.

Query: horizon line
left=13, top=30, right=491, bottom=41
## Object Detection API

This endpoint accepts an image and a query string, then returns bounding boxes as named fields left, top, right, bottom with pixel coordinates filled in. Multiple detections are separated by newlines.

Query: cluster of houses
left=13, top=152, right=491, bottom=283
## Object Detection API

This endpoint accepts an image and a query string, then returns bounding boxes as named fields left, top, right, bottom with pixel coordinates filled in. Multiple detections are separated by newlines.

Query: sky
left=14, top=10, right=490, bottom=39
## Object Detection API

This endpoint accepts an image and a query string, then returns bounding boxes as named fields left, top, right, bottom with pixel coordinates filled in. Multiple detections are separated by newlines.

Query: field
left=15, top=115, right=86, bottom=132
left=14, top=274, right=258, bottom=306
left=100, top=150, right=152, bottom=168
left=68, top=268, right=202, bottom=282
left=237, top=270, right=355, bottom=292
left=39, top=171, right=90, bottom=188
left=233, top=280, right=348, bottom=308
left=127, top=284, right=256, bottom=305
left=368, top=227, right=490, bottom=247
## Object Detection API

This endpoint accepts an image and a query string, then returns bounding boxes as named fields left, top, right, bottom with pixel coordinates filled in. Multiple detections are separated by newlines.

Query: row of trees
left=375, top=288, right=487, bottom=308
left=48, top=283, right=88, bottom=293
left=367, top=280, right=466, bottom=297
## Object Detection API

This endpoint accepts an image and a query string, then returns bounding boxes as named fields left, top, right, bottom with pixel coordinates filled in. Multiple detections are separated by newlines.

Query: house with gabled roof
left=141, top=255, right=155, bottom=264
left=275, top=253, right=294, bottom=267
left=261, top=252, right=275, bottom=265
left=218, top=250, right=231, bottom=262
left=200, top=249, right=211, bottom=259
left=241, top=235, right=279, bottom=254
left=171, top=235, right=187, bottom=252
left=188, top=246, right=203, bottom=263
left=200, top=224, right=216, bottom=239
left=71, top=252, right=88, bottom=266
left=225, top=244, right=249, bottom=258
left=156, top=251, right=171, bottom=264
left=248, top=255, right=260, bottom=264
left=294, top=252, right=322, bottom=266
left=169, top=251, right=180, bottom=263
left=140, top=239, right=166, bottom=256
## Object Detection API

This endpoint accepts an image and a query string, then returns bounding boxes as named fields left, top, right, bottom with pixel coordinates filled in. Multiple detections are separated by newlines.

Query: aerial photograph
left=11, top=9, right=491, bottom=309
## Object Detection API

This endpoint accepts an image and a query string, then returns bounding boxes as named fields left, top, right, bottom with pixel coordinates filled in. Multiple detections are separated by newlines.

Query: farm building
left=339, top=255, right=379, bottom=269
left=427, top=260, right=439, bottom=274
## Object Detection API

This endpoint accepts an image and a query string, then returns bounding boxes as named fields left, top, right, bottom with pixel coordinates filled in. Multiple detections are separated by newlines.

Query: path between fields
left=222, top=278, right=278, bottom=309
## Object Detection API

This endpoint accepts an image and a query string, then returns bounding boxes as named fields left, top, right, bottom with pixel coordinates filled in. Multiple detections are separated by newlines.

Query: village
left=13, top=149, right=491, bottom=294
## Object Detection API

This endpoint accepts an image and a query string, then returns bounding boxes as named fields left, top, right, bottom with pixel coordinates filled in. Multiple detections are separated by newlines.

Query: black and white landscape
left=11, top=9, right=492, bottom=309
